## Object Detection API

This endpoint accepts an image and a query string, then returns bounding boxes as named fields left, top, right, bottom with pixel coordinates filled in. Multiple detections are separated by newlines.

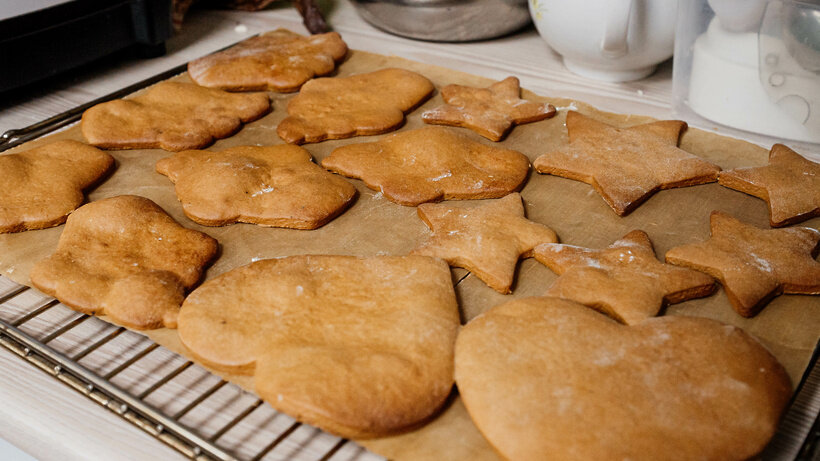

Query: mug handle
left=601, top=0, right=633, bottom=58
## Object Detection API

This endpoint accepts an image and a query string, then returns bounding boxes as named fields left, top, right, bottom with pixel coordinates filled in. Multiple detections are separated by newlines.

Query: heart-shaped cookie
left=455, top=297, right=791, bottom=461
left=177, top=255, right=460, bottom=439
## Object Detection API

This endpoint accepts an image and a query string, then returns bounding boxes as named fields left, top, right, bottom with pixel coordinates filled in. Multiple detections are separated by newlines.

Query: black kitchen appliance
left=0, top=0, right=173, bottom=93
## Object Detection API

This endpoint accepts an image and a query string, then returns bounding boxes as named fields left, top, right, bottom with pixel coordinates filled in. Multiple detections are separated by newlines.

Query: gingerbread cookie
left=30, top=195, right=218, bottom=330
left=719, top=144, right=819, bottom=227
left=533, top=230, right=716, bottom=324
left=455, top=297, right=791, bottom=461
left=321, top=127, right=530, bottom=206
left=421, top=76, right=556, bottom=141
left=156, top=145, right=355, bottom=229
left=533, top=111, right=721, bottom=216
left=665, top=211, right=820, bottom=317
left=177, top=255, right=459, bottom=439
left=277, top=68, right=434, bottom=144
left=188, top=29, right=348, bottom=92
left=411, top=193, right=557, bottom=293
left=81, top=81, right=270, bottom=151
left=0, top=140, right=113, bottom=233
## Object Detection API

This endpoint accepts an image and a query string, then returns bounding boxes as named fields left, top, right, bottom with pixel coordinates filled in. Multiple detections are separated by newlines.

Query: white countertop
left=0, top=2, right=816, bottom=460
left=0, top=437, right=35, bottom=461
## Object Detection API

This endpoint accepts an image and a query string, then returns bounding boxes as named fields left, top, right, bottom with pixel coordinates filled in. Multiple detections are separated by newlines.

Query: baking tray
left=0, top=45, right=818, bottom=460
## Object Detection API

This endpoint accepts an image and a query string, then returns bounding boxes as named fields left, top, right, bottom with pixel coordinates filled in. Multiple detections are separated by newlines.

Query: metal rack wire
left=0, top=277, right=381, bottom=461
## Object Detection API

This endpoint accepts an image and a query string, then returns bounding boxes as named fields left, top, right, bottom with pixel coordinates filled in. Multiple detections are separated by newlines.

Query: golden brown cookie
left=277, top=68, right=434, bottom=144
left=0, top=140, right=114, bottom=233
left=421, top=76, right=556, bottom=141
left=718, top=144, right=819, bottom=227
left=156, top=145, right=356, bottom=229
left=188, top=29, right=348, bottom=92
left=533, top=111, right=721, bottom=216
left=455, top=297, right=792, bottom=461
left=81, top=81, right=270, bottom=151
left=321, top=127, right=530, bottom=206
left=666, top=211, right=820, bottom=317
left=177, top=255, right=459, bottom=439
left=411, top=193, right=557, bottom=293
left=533, top=230, right=716, bottom=324
left=30, top=195, right=218, bottom=330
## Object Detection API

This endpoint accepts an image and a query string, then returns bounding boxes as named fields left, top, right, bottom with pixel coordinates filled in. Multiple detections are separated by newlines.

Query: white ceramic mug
left=529, top=0, right=678, bottom=82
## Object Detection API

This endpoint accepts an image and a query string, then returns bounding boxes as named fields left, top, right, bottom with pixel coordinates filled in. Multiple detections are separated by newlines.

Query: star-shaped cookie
left=533, top=230, right=716, bottom=325
left=410, top=193, right=557, bottom=293
left=188, top=29, right=347, bottom=92
left=719, top=144, right=819, bottom=227
left=533, top=111, right=721, bottom=216
left=665, top=211, right=820, bottom=317
left=156, top=145, right=356, bottom=229
left=421, top=76, right=556, bottom=141
left=277, top=68, right=434, bottom=144
left=321, top=127, right=530, bottom=206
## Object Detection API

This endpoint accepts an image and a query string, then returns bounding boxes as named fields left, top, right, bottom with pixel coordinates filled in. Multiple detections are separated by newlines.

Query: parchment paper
left=1, top=50, right=817, bottom=461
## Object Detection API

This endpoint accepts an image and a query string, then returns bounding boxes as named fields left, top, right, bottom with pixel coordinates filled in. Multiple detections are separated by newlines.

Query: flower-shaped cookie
left=534, top=230, right=716, bottom=324
left=534, top=111, right=721, bottom=216
left=719, top=144, right=819, bottom=227
left=177, top=255, right=459, bottom=439
left=422, top=76, right=556, bottom=141
left=666, top=211, right=820, bottom=317
left=411, top=193, right=557, bottom=293
left=156, top=145, right=356, bottom=229
left=277, top=68, right=434, bottom=144
left=322, top=127, right=530, bottom=206
left=188, top=29, right=348, bottom=92
left=30, top=195, right=218, bottom=330
left=0, top=140, right=113, bottom=233
left=81, top=81, right=270, bottom=151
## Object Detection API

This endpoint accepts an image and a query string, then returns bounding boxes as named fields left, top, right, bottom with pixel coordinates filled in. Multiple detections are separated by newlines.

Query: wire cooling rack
left=2, top=274, right=818, bottom=460
left=0, top=276, right=382, bottom=461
